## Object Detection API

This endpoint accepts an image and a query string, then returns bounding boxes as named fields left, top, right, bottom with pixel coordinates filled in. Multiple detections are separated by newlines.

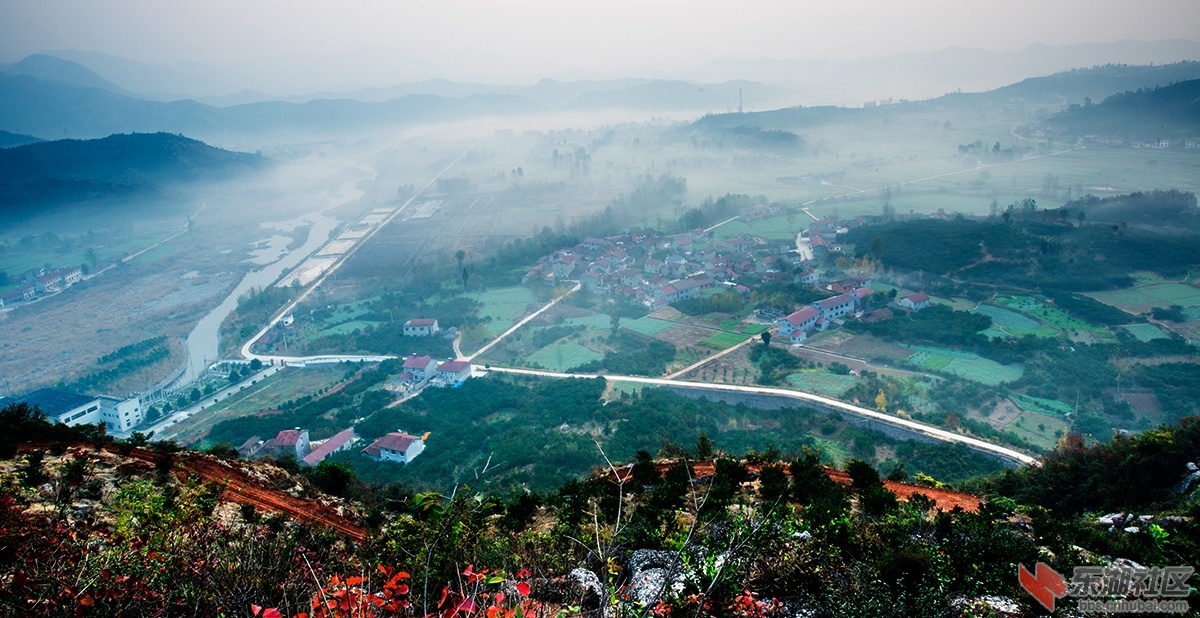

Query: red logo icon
left=1019, top=562, right=1068, bottom=611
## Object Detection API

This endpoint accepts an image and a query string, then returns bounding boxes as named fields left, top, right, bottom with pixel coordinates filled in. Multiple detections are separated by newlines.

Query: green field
left=710, top=214, right=802, bottom=240
left=1011, top=393, right=1073, bottom=417
left=786, top=371, right=859, bottom=397
left=623, top=316, right=676, bottom=337
left=319, top=320, right=380, bottom=336
left=169, top=366, right=346, bottom=443
left=972, top=304, right=1041, bottom=330
left=466, top=287, right=536, bottom=336
left=527, top=341, right=603, bottom=372
left=697, top=331, right=750, bottom=350
left=903, top=345, right=1023, bottom=385
left=1006, top=409, right=1070, bottom=452
left=997, top=295, right=1102, bottom=332
left=1087, top=283, right=1200, bottom=314
left=563, top=314, right=632, bottom=331
left=1123, top=323, right=1169, bottom=341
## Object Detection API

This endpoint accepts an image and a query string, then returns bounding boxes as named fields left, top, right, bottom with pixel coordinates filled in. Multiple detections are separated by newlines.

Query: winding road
left=485, top=366, right=1039, bottom=467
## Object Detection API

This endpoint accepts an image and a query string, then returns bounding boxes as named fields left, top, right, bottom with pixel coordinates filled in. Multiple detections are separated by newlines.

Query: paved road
left=485, top=366, right=1039, bottom=467
left=240, top=146, right=476, bottom=362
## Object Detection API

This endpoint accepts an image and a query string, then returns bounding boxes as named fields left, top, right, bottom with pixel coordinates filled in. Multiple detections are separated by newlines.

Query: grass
left=1123, top=323, right=1168, bottom=342
left=903, top=344, right=1023, bottom=386
left=972, top=304, right=1041, bottom=330
left=1087, top=283, right=1200, bottom=314
left=996, top=295, right=1103, bottom=332
left=1011, top=393, right=1073, bottom=417
left=527, top=341, right=604, bottom=372
left=466, top=286, right=536, bottom=337
left=169, top=366, right=346, bottom=443
left=623, top=316, right=676, bottom=337
left=319, top=320, right=380, bottom=337
left=697, top=331, right=750, bottom=350
left=1006, top=410, right=1069, bottom=452
left=709, top=214, right=802, bottom=240
left=786, top=371, right=860, bottom=397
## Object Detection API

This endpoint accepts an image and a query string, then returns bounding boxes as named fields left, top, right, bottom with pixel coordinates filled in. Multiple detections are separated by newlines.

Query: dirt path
left=104, top=444, right=367, bottom=541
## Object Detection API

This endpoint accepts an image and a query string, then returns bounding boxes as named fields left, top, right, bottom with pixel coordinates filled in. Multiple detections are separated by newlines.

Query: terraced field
left=903, top=345, right=1023, bottom=385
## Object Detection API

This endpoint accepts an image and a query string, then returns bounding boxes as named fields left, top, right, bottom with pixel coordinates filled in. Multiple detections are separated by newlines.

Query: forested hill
left=0, top=129, right=43, bottom=148
left=1043, top=78, right=1200, bottom=139
left=0, top=132, right=268, bottom=210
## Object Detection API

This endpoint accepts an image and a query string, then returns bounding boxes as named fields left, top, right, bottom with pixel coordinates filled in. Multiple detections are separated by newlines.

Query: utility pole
left=738, top=88, right=743, bottom=114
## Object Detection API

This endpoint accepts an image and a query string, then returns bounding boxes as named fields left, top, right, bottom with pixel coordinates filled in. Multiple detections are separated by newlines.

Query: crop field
left=997, top=295, right=1103, bottom=332
left=527, top=341, right=603, bottom=372
left=1123, top=323, right=1169, bottom=341
left=697, top=332, right=750, bottom=350
left=1006, top=410, right=1069, bottom=452
left=786, top=371, right=860, bottom=397
left=903, top=345, right=1023, bottom=385
left=1010, top=393, right=1073, bottom=417
left=1087, top=283, right=1200, bottom=314
left=562, top=314, right=633, bottom=331
left=623, top=316, right=677, bottom=337
left=466, top=287, right=536, bottom=336
left=972, top=304, right=1041, bottom=330
left=317, top=320, right=380, bottom=337
left=166, top=365, right=346, bottom=444
left=709, top=214, right=802, bottom=241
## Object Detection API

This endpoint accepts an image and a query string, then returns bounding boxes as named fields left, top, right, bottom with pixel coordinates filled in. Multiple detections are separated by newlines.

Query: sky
left=3, top=0, right=1200, bottom=90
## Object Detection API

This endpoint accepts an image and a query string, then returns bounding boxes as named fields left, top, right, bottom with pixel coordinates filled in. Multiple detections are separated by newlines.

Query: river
left=171, top=209, right=341, bottom=388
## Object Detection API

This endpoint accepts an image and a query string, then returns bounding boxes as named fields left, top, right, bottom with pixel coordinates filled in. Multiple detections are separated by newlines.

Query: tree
left=760, top=331, right=771, bottom=347
left=455, top=249, right=466, bottom=272
left=610, top=313, right=621, bottom=337
left=249, top=358, right=263, bottom=371
left=874, top=389, right=888, bottom=411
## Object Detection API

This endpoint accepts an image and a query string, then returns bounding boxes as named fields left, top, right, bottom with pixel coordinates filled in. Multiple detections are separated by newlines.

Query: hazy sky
left=4, top=0, right=1200, bottom=88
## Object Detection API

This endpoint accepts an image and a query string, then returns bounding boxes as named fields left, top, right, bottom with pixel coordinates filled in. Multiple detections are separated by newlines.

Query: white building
left=778, top=306, right=821, bottom=342
left=403, top=318, right=439, bottom=337
left=13, top=389, right=103, bottom=426
left=362, top=431, right=425, bottom=464
left=435, top=360, right=472, bottom=383
left=899, top=292, right=931, bottom=312
left=99, top=397, right=144, bottom=433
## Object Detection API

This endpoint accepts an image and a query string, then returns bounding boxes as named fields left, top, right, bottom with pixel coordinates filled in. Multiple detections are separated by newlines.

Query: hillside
left=3, top=399, right=1198, bottom=617
left=0, top=73, right=541, bottom=139
left=1042, top=78, right=1200, bottom=139
left=0, top=132, right=268, bottom=209
left=0, top=129, right=42, bottom=148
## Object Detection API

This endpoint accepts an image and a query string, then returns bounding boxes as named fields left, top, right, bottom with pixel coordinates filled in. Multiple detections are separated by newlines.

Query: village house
left=271, top=428, right=311, bottom=460
left=899, top=292, right=931, bottom=311
left=778, top=306, right=822, bottom=342
left=813, top=293, right=858, bottom=321
left=35, top=272, right=63, bottom=294
left=403, top=318, right=439, bottom=337
left=301, top=429, right=358, bottom=467
left=402, top=354, right=438, bottom=382
left=362, top=431, right=425, bottom=464
left=435, top=359, right=472, bottom=384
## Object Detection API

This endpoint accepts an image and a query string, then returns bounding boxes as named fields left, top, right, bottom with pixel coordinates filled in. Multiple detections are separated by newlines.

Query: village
left=519, top=204, right=931, bottom=343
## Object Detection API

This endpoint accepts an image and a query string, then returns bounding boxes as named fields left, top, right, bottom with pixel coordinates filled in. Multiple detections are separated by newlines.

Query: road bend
left=486, top=366, right=1039, bottom=467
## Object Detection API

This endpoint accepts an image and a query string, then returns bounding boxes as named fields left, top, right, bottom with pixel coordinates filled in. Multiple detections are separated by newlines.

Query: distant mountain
left=0, top=130, right=43, bottom=148
left=929, top=61, right=1200, bottom=110
left=563, top=80, right=790, bottom=112
left=0, top=132, right=268, bottom=210
left=667, top=39, right=1200, bottom=105
left=1042, top=79, right=1200, bottom=139
left=3, top=53, right=134, bottom=95
left=41, top=49, right=252, bottom=101
left=690, top=62, right=1200, bottom=134
left=0, top=73, right=541, bottom=140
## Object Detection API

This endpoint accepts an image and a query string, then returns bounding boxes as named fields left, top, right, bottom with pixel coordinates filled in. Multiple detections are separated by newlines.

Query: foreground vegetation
left=2, top=400, right=1197, bottom=616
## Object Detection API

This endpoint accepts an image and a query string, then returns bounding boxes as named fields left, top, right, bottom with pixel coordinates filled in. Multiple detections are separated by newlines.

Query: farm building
left=362, top=431, right=425, bottom=464
left=403, top=318, right=439, bottom=336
